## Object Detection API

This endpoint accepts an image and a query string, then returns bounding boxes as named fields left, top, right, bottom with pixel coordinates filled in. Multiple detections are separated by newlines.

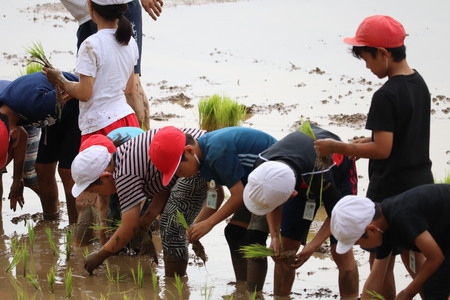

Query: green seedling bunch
left=198, top=94, right=247, bottom=131
left=150, top=267, right=158, bottom=293
left=64, top=227, right=74, bottom=261
left=173, top=273, right=183, bottom=298
left=239, top=243, right=275, bottom=259
left=64, top=268, right=73, bottom=298
left=105, top=262, right=125, bottom=283
left=45, top=226, right=59, bottom=258
left=27, top=224, right=35, bottom=251
left=47, top=266, right=56, bottom=293
left=26, top=274, right=40, bottom=290
left=365, top=289, right=386, bottom=300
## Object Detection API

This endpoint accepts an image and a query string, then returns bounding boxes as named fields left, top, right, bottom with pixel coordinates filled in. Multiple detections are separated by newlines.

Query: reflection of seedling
left=27, top=224, right=35, bottom=251
left=64, top=227, right=74, bottom=261
left=64, top=268, right=73, bottom=298
left=173, top=273, right=183, bottom=298
left=150, top=268, right=158, bottom=293
left=175, top=210, right=208, bottom=264
left=22, top=243, right=28, bottom=276
left=9, top=276, right=25, bottom=300
left=10, top=236, right=19, bottom=253
left=47, top=266, right=56, bottom=293
left=198, top=94, right=247, bottom=131
left=202, top=281, right=214, bottom=300
left=26, top=274, right=40, bottom=290
left=6, top=245, right=23, bottom=273
left=239, top=244, right=275, bottom=259
left=131, top=261, right=144, bottom=288
left=82, top=247, right=90, bottom=259
left=365, top=290, right=386, bottom=300
left=45, top=227, right=59, bottom=258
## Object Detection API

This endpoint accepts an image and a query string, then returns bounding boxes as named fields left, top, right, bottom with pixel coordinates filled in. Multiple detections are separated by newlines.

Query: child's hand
left=42, top=67, right=63, bottom=85
left=314, top=138, right=336, bottom=157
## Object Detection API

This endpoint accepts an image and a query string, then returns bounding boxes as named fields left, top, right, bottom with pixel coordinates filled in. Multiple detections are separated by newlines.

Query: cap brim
left=161, top=155, right=182, bottom=186
left=71, top=181, right=92, bottom=198
left=243, top=186, right=271, bottom=216
left=336, top=241, right=354, bottom=254
left=343, top=37, right=366, bottom=46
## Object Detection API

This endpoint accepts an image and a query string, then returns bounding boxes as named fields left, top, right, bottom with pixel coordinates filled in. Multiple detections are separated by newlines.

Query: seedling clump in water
left=175, top=210, right=208, bottom=264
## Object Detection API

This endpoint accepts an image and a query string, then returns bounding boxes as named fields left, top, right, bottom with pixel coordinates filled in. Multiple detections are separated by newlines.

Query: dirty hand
left=9, top=178, right=24, bottom=211
left=84, top=247, right=112, bottom=275
left=290, top=244, right=314, bottom=269
left=140, top=0, right=163, bottom=20
left=187, top=220, right=213, bottom=242
left=314, top=139, right=336, bottom=158
left=269, top=235, right=284, bottom=264
left=42, top=67, right=63, bottom=85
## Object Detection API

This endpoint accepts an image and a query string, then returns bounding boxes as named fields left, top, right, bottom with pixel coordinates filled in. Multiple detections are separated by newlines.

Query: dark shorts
left=36, top=99, right=80, bottom=169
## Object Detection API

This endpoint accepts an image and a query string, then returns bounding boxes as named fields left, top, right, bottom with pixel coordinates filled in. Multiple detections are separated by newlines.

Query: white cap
left=71, top=145, right=111, bottom=197
left=91, top=0, right=132, bottom=5
left=243, top=161, right=296, bottom=216
left=331, top=195, right=376, bottom=254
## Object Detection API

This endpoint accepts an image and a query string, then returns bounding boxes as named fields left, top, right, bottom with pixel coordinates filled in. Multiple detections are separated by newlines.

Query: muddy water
left=1, top=0, right=449, bottom=299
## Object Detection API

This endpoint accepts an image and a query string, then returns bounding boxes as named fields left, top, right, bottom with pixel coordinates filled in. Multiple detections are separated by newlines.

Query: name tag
left=303, top=199, right=316, bottom=221
left=206, top=180, right=217, bottom=209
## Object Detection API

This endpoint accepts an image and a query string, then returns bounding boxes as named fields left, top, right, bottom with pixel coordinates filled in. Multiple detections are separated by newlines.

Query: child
left=45, top=0, right=140, bottom=142
left=314, top=15, right=434, bottom=298
left=331, top=184, right=450, bottom=300
left=243, top=125, right=358, bottom=297
left=150, top=126, right=277, bottom=284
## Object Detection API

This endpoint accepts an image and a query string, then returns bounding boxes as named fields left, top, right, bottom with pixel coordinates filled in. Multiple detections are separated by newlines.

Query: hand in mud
left=290, top=244, right=314, bottom=269
left=84, top=247, right=112, bottom=275
left=314, top=138, right=336, bottom=158
left=9, top=178, right=24, bottom=211
left=140, top=0, right=163, bottom=20
left=269, top=235, right=285, bottom=264
left=187, top=220, right=213, bottom=242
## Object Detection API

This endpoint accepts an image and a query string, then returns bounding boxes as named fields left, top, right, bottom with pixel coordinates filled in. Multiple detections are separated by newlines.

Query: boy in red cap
left=315, top=15, right=434, bottom=298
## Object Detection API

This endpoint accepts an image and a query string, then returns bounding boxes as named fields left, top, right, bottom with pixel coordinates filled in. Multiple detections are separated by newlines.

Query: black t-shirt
left=376, top=184, right=450, bottom=259
left=255, top=125, right=354, bottom=216
left=366, top=71, right=433, bottom=201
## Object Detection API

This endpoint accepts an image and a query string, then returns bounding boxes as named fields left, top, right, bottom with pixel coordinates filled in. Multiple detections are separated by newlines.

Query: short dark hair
left=351, top=45, right=406, bottom=62
left=180, top=134, right=195, bottom=162
left=90, top=2, right=132, bottom=45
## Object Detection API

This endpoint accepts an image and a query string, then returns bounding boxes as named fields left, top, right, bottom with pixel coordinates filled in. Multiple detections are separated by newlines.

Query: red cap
left=344, top=15, right=406, bottom=48
left=0, top=120, right=9, bottom=169
left=79, top=134, right=116, bottom=153
left=149, top=126, right=186, bottom=186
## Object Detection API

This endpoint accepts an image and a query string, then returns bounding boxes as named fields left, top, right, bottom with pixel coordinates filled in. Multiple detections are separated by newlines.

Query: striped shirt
left=114, top=128, right=206, bottom=212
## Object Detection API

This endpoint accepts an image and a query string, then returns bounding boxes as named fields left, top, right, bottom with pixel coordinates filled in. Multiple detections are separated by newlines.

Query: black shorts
left=36, top=99, right=80, bottom=169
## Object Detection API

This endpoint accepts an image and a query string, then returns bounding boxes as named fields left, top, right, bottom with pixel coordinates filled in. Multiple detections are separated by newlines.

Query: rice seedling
left=105, top=262, right=125, bottom=283
left=6, top=245, right=23, bottom=273
left=201, top=281, right=214, bottom=300
left=249, top=288, right=257, bottom=300
left=19, top=62, right=43, bottom=76
left=82, top=247, right=90, bottom=259
left=175, top=210, right=208, bottom=264
left=45, top=226, right=59, bottom=258
left=131, top=261, right=144, bottom=288
left=198, top=94, right=247, bottom=131
left=47, top=266, right=56, bottom=293
left=26, top=274, right=40, bottom=290
left=365, top=289, right=386, bottom=300
left=64, top=268, right=73, bottom=298
left=90, top=218, right=122, bottom=236
left=22, top=243, right=28, bottom=276
left=27, top=223, right=35, bottom=251
left=10, top=236, right=19, bottom=253
left=9, top=276, right=25, bottom=300
left=223, top=295, right=234, bottom=300
left=24, top=41, right=64, bottom=118
left=173, top=273, right=183, bottom=298
left=64, top=227, right=74, bottom=261
left=150, top=267, right=159, bottom=293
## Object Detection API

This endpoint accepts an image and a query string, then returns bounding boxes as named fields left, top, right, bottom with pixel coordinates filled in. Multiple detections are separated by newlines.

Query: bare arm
left=397, top=231, right=445, bottom=299
left=9, top=126, right=27, bottom=211
left=362, top=254, right=392, bottom=299
left=124, top=70, right=135, bottom=96
left=188, top=181, right=244, bottom=241
left=139, top=190, right=170, bottom=233
left=315, top=130, right=393, bottom=160
left=43, top=68, right=94, bottom=102
left=266, top=206, right=282, bottom=255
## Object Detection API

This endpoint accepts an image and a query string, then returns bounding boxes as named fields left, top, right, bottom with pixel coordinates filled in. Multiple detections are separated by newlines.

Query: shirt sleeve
left=366, top=89, right=396, bottom=133
left=115, top=173, right=147, bottom=213
left=76, top=40, right=98, bottom=78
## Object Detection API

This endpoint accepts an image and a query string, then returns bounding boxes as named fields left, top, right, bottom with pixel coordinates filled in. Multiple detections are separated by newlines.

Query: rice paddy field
left=1, top=0, right=449, bottom=299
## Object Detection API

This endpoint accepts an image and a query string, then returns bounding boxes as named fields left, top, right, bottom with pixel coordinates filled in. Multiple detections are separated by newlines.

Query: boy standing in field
left=331, top=184, right=450, bottom=300
left=315, top=15, right=434, bottom=298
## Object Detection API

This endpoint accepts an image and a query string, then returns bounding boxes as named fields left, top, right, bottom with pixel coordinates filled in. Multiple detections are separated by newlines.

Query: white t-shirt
left=59, top=0, right=91, bottom=25
left=76, top=29, right=139, bottom=135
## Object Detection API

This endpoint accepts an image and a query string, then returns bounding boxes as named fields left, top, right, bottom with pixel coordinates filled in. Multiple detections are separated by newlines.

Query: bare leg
left=331, top=244, right=359, bottom=298
left=164, top=253, right=188, bottom=277
left=369, top=252, right=396, bottom=299
left=58, top=168, right=77, bottom=224
left=35, top=162, right=59, bottom=220
left=74, top=192, right=97, bottom=246
left=125, top=74, right=150, bottom=131
left=274, top=236, right=301, bottom=296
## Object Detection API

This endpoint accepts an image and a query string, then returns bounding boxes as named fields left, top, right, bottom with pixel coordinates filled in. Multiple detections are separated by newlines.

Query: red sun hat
left=344, top=15, right=406, bottom=48
left=149, top=126, right=186, bottom=186
left=79, top=134, right=116, bottom=153
left=0, top=120, right=9, bottom=169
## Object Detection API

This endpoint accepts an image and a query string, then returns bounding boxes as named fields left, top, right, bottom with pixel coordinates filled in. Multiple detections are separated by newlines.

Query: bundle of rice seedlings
left=198, top=94, right=247, bottom=131
left=298, top=119, right=333, bottom=169
left=175, top=210, right=207, bottom=264
left=24, top=41, right=64, bottom=118
left=239, top=243, right=275, bottom=259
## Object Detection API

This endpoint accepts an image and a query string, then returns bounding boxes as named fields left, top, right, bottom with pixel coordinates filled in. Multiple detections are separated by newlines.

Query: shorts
left=23, top=126, right=40, bottom=187
left=247, top=213, right=269, bottom=233
left=159, top=176, right=208, bottom=261
left=230, top=204, right=252, bottom=224
left=80, top=114, right=139, bottom=144
left=36, top=99, right=80, bottom=169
